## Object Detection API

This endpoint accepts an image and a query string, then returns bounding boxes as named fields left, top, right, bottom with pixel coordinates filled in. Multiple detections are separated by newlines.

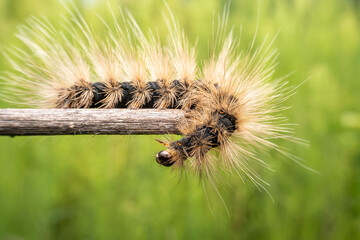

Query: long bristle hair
left=0, top=4, right=300, bottom=191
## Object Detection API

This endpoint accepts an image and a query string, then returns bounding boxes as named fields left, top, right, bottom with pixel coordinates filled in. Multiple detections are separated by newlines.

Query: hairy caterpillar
left=0, top=5, right=299, bottom=189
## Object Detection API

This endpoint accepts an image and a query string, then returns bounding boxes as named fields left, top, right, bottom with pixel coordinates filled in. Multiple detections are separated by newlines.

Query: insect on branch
left=0, top=109, right=184, bottom=136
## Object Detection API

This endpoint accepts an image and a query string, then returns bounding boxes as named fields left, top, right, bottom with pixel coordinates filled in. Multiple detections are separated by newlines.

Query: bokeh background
left=0, top=0, right=359, bottom=239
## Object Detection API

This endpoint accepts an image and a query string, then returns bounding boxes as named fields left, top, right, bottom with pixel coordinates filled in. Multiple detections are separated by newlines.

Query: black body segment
left=91, top=82, right=107, bottom=108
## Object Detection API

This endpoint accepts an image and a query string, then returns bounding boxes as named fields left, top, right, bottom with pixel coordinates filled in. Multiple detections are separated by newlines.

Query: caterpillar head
left=155, top=139, right=174, bottom=167
left=155, top=150, right=174, bottom=167
left=155, top=139, right=187, bottom=167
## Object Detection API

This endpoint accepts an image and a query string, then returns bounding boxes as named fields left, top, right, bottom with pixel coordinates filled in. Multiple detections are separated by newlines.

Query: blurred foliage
left=0, top=0, right=360, bottom=239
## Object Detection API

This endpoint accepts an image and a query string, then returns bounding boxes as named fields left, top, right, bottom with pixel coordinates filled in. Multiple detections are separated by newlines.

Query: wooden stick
left=0, top=109, right=184, bottom=136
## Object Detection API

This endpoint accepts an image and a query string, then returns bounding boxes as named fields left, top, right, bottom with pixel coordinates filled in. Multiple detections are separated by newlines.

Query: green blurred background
left=0, top=0, right=359, bottom=239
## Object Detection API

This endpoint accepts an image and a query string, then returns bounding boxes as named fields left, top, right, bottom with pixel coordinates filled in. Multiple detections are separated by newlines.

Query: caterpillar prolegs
left=1, top=5, right=297, bottom=186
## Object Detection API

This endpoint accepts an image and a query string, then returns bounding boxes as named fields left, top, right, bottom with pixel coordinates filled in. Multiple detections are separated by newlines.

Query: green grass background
left=0, top=0, right=359, bottom=239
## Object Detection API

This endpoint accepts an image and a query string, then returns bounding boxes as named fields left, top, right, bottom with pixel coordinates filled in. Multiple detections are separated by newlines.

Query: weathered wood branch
left=0, top=109, right=184, bottom=136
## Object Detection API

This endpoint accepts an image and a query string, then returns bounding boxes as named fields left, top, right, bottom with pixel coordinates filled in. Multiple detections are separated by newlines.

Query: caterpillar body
left=60, top=79, right=200, bottom=109
left=0, top=5, right=297, bottom=187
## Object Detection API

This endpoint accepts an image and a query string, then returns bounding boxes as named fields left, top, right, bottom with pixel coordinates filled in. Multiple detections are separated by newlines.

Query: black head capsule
left=155, top=150, right=174, bottom=167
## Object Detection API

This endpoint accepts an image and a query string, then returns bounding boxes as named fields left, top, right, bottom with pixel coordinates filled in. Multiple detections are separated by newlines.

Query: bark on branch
left=0, top=109, right=184, bottom=136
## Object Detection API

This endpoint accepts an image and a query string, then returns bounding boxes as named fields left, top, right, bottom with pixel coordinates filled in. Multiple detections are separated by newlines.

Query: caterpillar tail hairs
left=0, top=4, right=299, bottom=188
